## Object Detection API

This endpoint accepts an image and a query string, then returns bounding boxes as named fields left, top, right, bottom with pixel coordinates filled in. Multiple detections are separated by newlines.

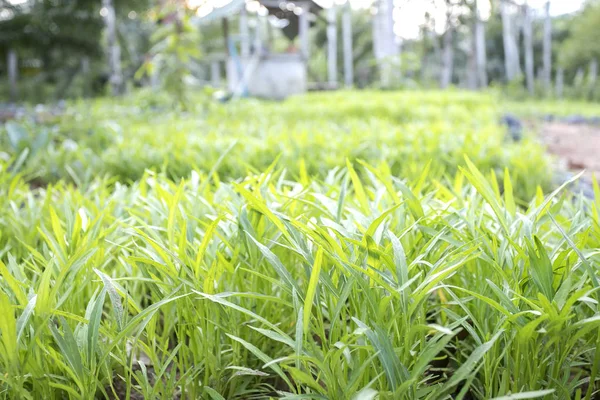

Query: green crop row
left=1, top=90, right=598, bottom=399
left=1, top=90, right=549, bottom=199
left=0, top=155, right=599, bottom=399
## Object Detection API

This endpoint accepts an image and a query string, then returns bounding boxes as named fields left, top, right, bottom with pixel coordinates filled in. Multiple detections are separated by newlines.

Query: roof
left=193, top=0, right=322, bottom=40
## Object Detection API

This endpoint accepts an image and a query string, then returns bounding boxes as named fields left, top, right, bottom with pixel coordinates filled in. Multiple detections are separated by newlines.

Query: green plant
left=1, top=90, right=598, bottom=399
left=1, top=90, right=551, bottom=199
left=136, top=5, right=201, bottom=110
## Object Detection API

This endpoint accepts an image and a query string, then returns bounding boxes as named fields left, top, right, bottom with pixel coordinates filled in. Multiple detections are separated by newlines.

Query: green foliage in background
left=136, top=7, right=201, bottom=110
left=560, top=1, right=600, bottom=72
left=1, top=91, right=549, bottom=200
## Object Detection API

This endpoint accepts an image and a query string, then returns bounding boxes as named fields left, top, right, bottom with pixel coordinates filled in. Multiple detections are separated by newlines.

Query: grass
left=503, top=99, right=600, bottom=118
left=0, top=90, right=599, bottom=399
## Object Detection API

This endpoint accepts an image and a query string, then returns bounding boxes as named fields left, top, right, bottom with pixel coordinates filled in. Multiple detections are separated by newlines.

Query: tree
left=372, top=0, right=399, bottom=87
left=560, top=1, right=600, bottom=71
left=501, top=0, right=521, bottom=82
left=542, top=1, right=552, bottom=92
left=137, top=3, right=200, bottom=109
left=474, top=0, right=488, bottom=87
left=0, top=0, right=104, bottom=100
left=103, top=0, right=124, bottom=95
left=440, top=1, right=457, bottom=88
left=523, top=2, right=535, bottom=95
left=313, top=7, right=374, bottom=87
left=0, top=0, right=154, bottom=100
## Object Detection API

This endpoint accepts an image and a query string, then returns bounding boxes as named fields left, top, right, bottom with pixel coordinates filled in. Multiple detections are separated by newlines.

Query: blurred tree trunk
left=440, top=0, right=457, bottom=89
left=501, top=0, right=520, bottom=82
left=467, top=26, right=478, bottom=89
left=419, top=22, right=429, bottom=84
left=210, top=61, right=220, bottom=87
left=574, top=67, right=584, bottom=87
left=342, top=3, right=353, bottom=87
left=523, top=3, right=535, bottom=95
left=240, top=7, right=250, bottom=58
left=327, top=7, right=338, bottom=86
left=299, top=6, right=310, bottom=60
left=103, top=0, right=124, bottom=95
left=7, top=49, right=18, bottom=103
left=589, top=59, right=598, bottom=87
left=542, top=1, right=552, bottom=92
left=589, top=59, right=598, bottom=98
left=556, top=67, right=563, bottom=98
left=474, top=0, right=487, bottom=88
left=440, top=24, right=454, bottom=88
left=372, top=0, right=397, bottom=87
left=81, top=56, right=91, bottom=97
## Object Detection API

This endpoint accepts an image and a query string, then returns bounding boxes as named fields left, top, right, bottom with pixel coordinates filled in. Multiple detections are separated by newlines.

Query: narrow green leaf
left=303, top=247, right=323, bottom=335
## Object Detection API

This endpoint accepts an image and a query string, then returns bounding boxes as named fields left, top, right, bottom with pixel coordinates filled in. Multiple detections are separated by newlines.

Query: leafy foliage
left=1, top=91, right=549, bottom=200
left=0, top=91, right=598, bottom=399
left=137, top=6, right=201, bottom=110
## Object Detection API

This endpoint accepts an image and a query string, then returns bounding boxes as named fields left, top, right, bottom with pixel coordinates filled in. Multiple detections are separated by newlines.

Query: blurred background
left=0, top=0, right=598, bottom=103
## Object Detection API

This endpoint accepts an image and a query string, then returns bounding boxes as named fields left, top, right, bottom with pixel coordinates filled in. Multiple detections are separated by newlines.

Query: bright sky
left=313, top=0, right=586, bottom=39
left=5, top=0, right=585, bottom=40
left=387, top=0, right=586, bottom=39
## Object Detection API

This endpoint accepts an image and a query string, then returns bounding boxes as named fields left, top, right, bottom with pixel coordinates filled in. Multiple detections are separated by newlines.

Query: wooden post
left=523, top=4, right=535, bottom=95
left=542, top=1, right=552, bottom=93
left=102, top=0, right=123, bottom=95
left=299, top=4, right=310, bottom=61
left=342, top=2, right=353, bottom=87
left=327, top=7, right=338, bottom=86
left=7, top=49, right=18, bottom=102
left=240, top=7, right=250, bottom=58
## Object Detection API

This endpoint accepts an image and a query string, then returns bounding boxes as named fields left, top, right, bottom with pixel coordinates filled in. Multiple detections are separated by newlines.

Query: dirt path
left=538, top=122, right=600, bottom=180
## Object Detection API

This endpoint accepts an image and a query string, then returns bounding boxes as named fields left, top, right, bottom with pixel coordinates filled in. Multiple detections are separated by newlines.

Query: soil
left=538, top=122, right=600, bottom=179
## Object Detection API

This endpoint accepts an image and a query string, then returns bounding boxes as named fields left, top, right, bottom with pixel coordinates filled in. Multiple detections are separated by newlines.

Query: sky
left=232, top=0, right=588, bottom=39
left=4, top=0, right=587, bottom=40
left=383, top=0, right=587, bottom=39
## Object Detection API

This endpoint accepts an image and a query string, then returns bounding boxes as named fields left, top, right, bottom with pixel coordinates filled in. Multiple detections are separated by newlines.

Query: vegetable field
left=1, top=91, right=599, bottom=400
